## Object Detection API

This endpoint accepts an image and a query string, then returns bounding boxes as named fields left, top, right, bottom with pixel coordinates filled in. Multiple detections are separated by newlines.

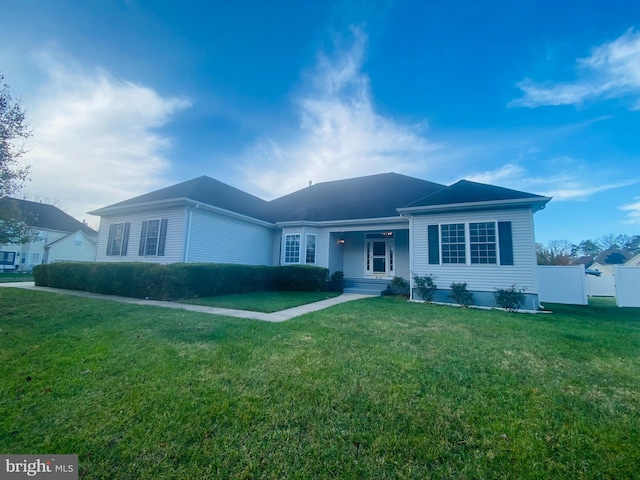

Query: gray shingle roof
left=97, top=176, right=271, bottom=220
left=405, top=180, right=548, bottom=208
left=92, top=173, right=549, bottom=223
left=7, top=198, right=97, bottom=235
left=269, top=173, right=446, bottom=222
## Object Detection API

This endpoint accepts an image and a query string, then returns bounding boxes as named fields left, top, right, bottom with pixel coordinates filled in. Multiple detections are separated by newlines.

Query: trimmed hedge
left=33, top=262, right=329, bottom=300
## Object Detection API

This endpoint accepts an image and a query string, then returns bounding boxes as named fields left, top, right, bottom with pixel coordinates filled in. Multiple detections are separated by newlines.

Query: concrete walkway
left=0, top=282, right=372, bottom=322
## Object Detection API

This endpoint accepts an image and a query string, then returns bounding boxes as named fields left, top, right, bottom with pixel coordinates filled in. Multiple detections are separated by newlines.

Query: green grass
left=179, top=290, right=342, bottom=312
left=0, top=272, right=33, bottom=282
left=1, top=289, right=638, bottom=479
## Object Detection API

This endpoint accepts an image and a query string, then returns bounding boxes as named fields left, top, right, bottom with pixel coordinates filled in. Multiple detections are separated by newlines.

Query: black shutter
left=122, top=223, right=130, bottom=256
left=428, top=224, right=440, bottom=265
left=139, top=221, right=148, bottom=256
left=157, top=219, right=168, bottom=256
left=106, top=225, right=115, bottom=256
left=498, top=221, right=514, bottom=265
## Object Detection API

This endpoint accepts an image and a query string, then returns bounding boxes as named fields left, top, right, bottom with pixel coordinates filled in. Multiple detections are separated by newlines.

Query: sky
left=1, top=0, right=639, bottom=245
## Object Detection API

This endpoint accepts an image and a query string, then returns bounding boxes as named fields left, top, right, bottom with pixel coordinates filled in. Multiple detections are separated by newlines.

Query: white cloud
left=20, top=51, right=190, bottom=227
left=466, top=161, right=638, bottom=201
left=511, top=28, right=640, bottom=109
left=620, top=198, right=640, bottom=225
left=237, top=26, right=441, bottom=198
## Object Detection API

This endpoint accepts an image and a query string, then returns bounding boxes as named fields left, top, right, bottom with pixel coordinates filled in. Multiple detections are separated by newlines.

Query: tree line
left=537, top=234, right=640, bottom=265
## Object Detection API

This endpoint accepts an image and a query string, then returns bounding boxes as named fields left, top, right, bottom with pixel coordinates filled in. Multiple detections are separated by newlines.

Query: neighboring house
left=624, top=252, right=640, bottom=267
left=0, top=199, right=98, bottom=272
left=586, top=248, right=633, bottom=277
left=89, top=173, right=551, bottom=309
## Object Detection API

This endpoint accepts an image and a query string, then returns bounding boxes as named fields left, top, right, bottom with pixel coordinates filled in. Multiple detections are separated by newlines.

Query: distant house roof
left=8, top=198, right=97, bottom=236
left=571, top=255, right=596, bottom=267
left=402, top=180, right=550, bottom=211
left=90, top=173, right=550, bottom=223
left=594, top=248, right=632, bottom=265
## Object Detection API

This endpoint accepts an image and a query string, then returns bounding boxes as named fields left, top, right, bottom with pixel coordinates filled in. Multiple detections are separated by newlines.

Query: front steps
left=343, top=278, right=391, bottom=296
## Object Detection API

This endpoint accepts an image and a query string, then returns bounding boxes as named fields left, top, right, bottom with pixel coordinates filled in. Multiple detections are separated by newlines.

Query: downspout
left=184, top=204, right=197, bottom=262
left=401, top=213, right=414, bottom=301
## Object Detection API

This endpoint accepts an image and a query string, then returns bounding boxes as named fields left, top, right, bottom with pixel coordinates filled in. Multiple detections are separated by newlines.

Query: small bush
left=388, top=276, right=410, bottom=297
left=449, top=282, right=474, bottom=307
left=494, top=285, right=526, bottom=312
left=413, top=274, right=437, bottom=303
left=327, top=271, right=345, bottom=291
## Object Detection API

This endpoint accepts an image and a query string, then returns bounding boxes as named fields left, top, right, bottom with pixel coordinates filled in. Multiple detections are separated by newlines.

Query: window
left=74, top=234, right=82, bottom=246
left=0, top=251, right=16, bottom=265
left=441, top=223, right=466, bottom=264
left=30, top=253, right=40, bottom=264
left=428, top=221, right=514, bottom=266
left=106, top=222, right=130, bottom=256
left=305, top=234, right=316, bottom=264
left=139, top=219, right=168, bottom=256
left=470, top=222, right=497, bottom=264
left=284, top=234, right=301, bottom=263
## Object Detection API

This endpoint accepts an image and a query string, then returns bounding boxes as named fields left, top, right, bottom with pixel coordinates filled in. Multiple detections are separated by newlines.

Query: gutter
left=397, top=197, right=552, bottom=215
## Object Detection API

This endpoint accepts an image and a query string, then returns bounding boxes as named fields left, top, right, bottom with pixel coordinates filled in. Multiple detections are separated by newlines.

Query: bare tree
left=536, top=240, right=576, bottom=265
left=597, top=233, right=619, bottom=250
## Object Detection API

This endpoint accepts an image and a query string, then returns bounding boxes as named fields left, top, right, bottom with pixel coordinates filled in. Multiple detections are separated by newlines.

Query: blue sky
left=1, top=0, right=639, bottom=244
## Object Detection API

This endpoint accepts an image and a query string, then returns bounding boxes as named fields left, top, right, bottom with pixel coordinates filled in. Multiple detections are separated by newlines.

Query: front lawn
left=179, top=290, right=342, bottom=312
left=1, top=289, right=638, bottom=479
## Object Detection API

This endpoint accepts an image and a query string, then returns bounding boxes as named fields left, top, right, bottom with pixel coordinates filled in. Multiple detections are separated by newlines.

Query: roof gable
left=406, top=180, right=548, bottom=209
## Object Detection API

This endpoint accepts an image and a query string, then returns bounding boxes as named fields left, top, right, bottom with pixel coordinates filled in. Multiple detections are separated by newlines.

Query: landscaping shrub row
left=33, top=262, right=329, bottom=300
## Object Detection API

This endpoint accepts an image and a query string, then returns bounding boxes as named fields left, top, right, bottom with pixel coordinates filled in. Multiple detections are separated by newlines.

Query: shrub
left=388, top=276, right=410, bottom=297
left=493, top=285, right=526, bottom=312
left=327, top=271, right=345, bottom=291
left=33, top=262, right=329, bottom=300
left=271, top=265, right=329, bottom=292
left=412, top=274, right=437, bottom=303
left=449, top=282, right=474, bottom=307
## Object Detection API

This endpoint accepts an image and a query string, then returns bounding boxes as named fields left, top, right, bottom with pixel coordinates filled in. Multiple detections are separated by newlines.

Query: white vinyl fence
left=537, top=266, right=588, bottom=305
left=587, top=275, right=616, bottom=296
left=614, top=266, right=640, bottom=308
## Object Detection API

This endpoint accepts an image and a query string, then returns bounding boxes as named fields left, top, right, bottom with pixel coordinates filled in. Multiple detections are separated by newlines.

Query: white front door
left=365, top=238, right=395, bottom=276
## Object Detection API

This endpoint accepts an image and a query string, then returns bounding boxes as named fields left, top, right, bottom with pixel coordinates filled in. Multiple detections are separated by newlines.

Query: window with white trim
left=469, top=222, right=497, bottom=264
left=284, top=234, right=301, bottom=263
left=106, top=222, right=130, bottom=256
left=428, top=221, right=513, bottom=266
left=139, top=219, right=168, bottom=256
left=305, top=234, right=316, bottom=264
left=441, top=223, right=466, bottom=264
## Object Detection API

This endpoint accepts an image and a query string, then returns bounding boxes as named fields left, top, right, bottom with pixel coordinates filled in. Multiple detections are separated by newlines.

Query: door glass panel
left=373, top=241, right=386, bottom=256
left=373, top=257, right=386, bottom=273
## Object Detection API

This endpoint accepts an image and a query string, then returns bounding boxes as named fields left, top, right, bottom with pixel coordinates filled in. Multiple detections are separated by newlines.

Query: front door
left=365, top=237, right=395, bottom=276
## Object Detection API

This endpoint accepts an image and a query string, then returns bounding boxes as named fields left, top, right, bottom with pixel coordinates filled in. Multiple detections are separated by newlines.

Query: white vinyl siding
left=95, top=208, right=185, bottom=263
left=411, top=209, right=538, bottom=293
left=45, top=232, right=97, bottom=264
left=187, top=208, right=275, bottom=265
